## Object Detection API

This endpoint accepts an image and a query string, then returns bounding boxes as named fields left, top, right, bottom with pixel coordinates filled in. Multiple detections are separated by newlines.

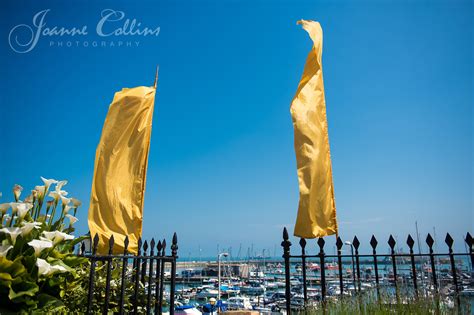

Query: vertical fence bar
left=146, top=239, right=155, bottom=315
left=155, top=241, right=162, bottom=313
left=299, top=238, right=308, bottom=305
left=281, top=228, right=292, bottom=315
left=86, top=234, right=99, bottom=315
left=142, top=241, right=149, bottom=284
left=466, top=232, right=474, bottom=272
left=370, top=235, right=380, bottom=301
left=103, top=235, right=115, bottom=315
left=445, top=233, right=460, bottom=307
left=133, top=238, right=143, bottom=315
left=170, top=233, right=179, bottom=315
left=119, top=236, right=129, bottom=315
left=158, top=239, right=166, bottom=315
left=318, top=238, right=326, bottom=302
left=406, top=235, right=418, bottom=299
left=388, top=235, right=399, bottom=301
left=426, top=234, right=438, bottom=292
left=353, top=236, right=361, bottom=293
left=336, top=237, right=344, bottom=297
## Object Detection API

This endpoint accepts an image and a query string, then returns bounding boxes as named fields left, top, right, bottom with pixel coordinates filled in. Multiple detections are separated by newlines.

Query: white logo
left=8, top=9, right=160, bottom=53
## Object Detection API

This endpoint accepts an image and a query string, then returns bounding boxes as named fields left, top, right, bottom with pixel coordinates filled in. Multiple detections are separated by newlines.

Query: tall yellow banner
left=291, top=20, right=338, bottom=238
left=88, top=85, right=156, bottom=254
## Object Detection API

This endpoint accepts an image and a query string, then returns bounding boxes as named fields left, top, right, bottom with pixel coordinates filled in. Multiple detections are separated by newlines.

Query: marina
left=151, top=256, right=474, bottom=313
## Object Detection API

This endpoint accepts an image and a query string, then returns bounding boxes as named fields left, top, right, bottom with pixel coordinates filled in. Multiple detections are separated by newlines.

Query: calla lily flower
left=63, top=205, right=72, bottom=215
left=21, top=221, right=42, bottom=236
left=71, top=198, right=82, bottom=208
left=28, top=239, right=53, bottom=256
left=0, top=245, right=13, bottom=257
left=60, top=196, right=71, bottom=206
left=10, top=202, right=20, bottom=215
left=0, top=203, right=10, bottom=214
left=13, top=184, right=23, bottom=201
left=17, top=203, right=33, bottom=219
left=0, top=227, right=22, bottom=244
left=35, top=185, right=46, bottom=198
left=36, top=258, right=69, bottom=276
left=42, top=231, right=74, bottom=244
left=65, top=214, right=79, bottom=225
left=56, top=180, right=68, bottom=190
left=24, top=194, right=33, bottom=203
left=48, top=191, right=61, bottom=201
left=36, top=258, right=50, bottom=275
left=41, top=177, right=58, bottom=188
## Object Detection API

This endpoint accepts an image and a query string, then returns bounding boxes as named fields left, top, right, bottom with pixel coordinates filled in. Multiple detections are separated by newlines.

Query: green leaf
left=62, top=255, right=88, bottom=268
left=0, top=272, right=13, bottom=282
left=0, top=257, right=27, bottom=279
left=36, top=293, right=65, bottom=311
left=9, top=280, right=39, bottom=300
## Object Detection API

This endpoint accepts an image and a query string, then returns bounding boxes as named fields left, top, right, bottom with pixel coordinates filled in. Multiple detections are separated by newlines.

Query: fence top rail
left=81, top=253, right=178, bottom=260
left=288, top=253, right=471, bottom=259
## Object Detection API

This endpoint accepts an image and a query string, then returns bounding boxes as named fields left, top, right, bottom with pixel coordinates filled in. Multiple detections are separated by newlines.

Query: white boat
left=196, top=287, right=218, bottom=299
left=175, top=303, right=202, bottom=315
left=240, top=283, right=266, bottom=295
left=226, top=296, right=253, bottom=310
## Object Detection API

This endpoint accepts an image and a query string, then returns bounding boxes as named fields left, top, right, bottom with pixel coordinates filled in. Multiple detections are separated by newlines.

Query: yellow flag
left=88, top=85, right=156, bottom=254
left=291, top=20, right=338, bottom=238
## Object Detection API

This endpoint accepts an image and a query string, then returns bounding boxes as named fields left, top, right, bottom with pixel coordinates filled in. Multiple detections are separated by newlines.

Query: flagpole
left=154, top=65, right=159, bottom=88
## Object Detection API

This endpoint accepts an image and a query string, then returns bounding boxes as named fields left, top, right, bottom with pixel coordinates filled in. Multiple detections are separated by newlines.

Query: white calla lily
left=65, top=214, right=79, bottom=225
left=35, top=185, right=46, bottom=198
left=36, top=258, right=51, bottom=275
left=0, top=227, right=22, bottom=244
left=42, top=231, right=74, bottom=244
left=71, top=198, right=82, bottom=208
left=41, top=177, right=58, bottom=188
left=21, top=221, right=42, bottom=236
left=28, top=239, right=53, bottom=256
left=60, top=196, right=71, bottom=206
left=56, top=180, right=68, bottom=190
left=0, top=245, right=13, bottom=257
left=10, top=202, right=20, bottom=215
left=36, top=258, right=68, bottom=276
left=48, top=191, right=61, bottom=201
left=16, top=203, right=33, bottom=219
left=0, top=203, right=10, bottom=214
left=50, top=264, right=68, bottom=273
left=13, top=184, right=23, bottom=201
left=63, top=205, right=72, bottom=215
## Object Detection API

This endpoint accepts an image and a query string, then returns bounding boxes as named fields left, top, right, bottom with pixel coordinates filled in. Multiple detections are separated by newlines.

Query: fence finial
left=171, top=233, right=178, bottom=257
left=124, top=235, right=129, bottom=253
left=388, top=235, right=396, bottom=250
left=108, top=235, right=115, bottom=254
left=406, top=234, right=415, bottom=249
left=162, top=239, right=167, bottom=256
left=466, top=232, right=473, bottom=248
left=336, top=237, right=343, bottom=250
left=370, top=235, right=378, bottom=249
left=426, top=233, right=434, bottom=248
left=445, top=233, right=454, bottom=251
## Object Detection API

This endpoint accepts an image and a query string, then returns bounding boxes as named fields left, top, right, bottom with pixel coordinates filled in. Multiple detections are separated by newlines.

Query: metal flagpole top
left=154, top=65, right=159, bottom=89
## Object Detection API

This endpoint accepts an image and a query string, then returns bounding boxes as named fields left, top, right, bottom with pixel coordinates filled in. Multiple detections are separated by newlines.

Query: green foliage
left=0, top=179, right=87, bottom=313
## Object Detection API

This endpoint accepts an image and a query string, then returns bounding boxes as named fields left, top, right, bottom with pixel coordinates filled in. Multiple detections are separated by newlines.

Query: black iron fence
left=79, top=233, right=178, bottom=315
left=281, top=228, right=473, bottom=313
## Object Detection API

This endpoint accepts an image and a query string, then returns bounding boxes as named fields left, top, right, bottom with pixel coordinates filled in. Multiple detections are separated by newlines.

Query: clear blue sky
left=1, top=0, right=472, bottom=257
